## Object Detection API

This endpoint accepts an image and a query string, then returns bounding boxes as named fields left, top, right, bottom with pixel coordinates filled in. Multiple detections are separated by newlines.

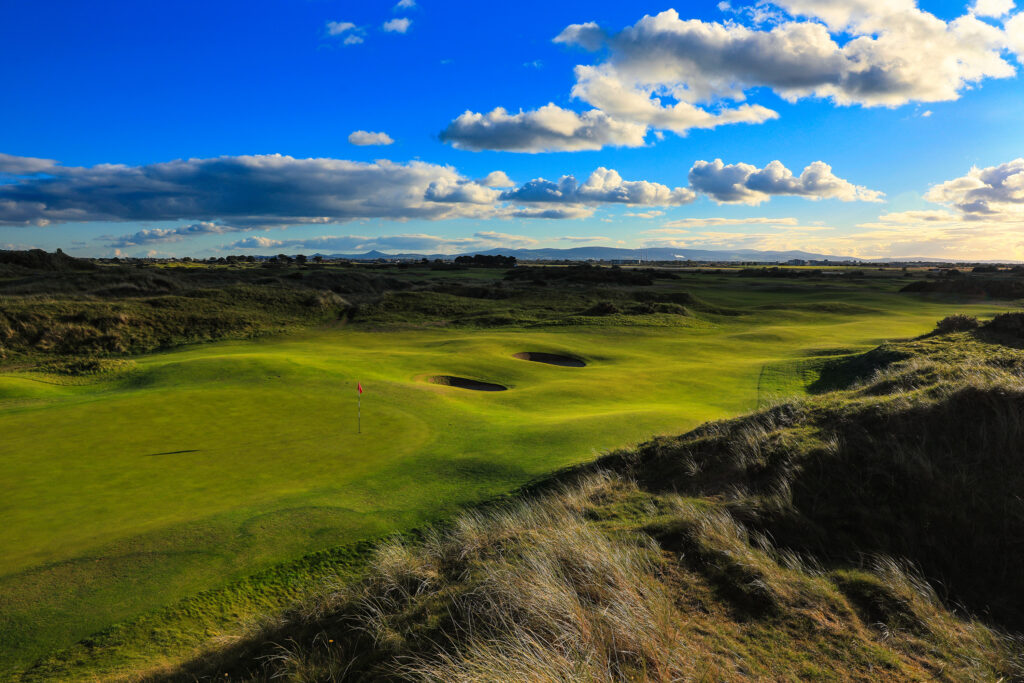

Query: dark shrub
left=987, top=312, right=1024, bottom=337
left=582, top=301, right=620, bottom=316
left=935, top=314, right=979, bottom=333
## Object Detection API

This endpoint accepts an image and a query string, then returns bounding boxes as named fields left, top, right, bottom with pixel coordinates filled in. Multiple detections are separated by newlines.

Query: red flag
left=357, top=382, right=363, bottom=394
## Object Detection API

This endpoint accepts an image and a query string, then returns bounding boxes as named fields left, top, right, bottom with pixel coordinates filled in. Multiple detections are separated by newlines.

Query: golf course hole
left=513, top=352, right=587, bottom=367
left=427, top=375, right=508, bottom=391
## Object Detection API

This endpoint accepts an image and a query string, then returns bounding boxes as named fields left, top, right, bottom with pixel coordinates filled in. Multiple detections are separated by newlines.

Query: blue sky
left=2, top=0, right=1023, bottom=259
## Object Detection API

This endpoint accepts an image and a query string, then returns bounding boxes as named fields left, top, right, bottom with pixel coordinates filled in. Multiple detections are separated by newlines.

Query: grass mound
left=902, top=275, right=1024, bottom=298
left=158, top=473, right=1023, bottom=682
left=603, top=331, right=1024, bottom=630
left=144, top=332, right=1024, bottom=681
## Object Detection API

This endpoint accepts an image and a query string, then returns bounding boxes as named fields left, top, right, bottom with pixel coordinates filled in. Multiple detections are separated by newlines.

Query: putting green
left=0, top=278, right=1013, bottom=674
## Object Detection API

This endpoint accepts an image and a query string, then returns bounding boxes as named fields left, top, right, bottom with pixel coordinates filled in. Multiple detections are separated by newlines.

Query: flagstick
left=358, top=389, right=361, bottom=434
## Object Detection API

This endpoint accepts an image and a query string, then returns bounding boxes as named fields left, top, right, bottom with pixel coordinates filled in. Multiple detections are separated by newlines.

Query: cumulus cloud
left=923, top=158, right=1024, bottom=220
left=509, top=206, right=596, bottom=219
left=500, top=167, right=696, bottom=205
left=480, top=171, right=515, bottom=187
left=0, top=153, right=500, bottom=227
left=382, top=17, right=411, bottom=33
left=1008, top=12, right=1024, bottom=56
left=104, top=221, right=254, bottom=248
left=689, top=159, right=884, bottom=205
left=0, top=152, right=878, bottom=249
left=440, top=103, right=648, bottom=153
left=423, top=177, right=502, bottom=204
left=0, top=153, right=57, bottom=175
left=972, top=0, right=1015, bottom=18
left=454, top=2, right=1022, bottom=151
left=569, top=64, right=780, bottom=135
left=563, top=5, right=1019, bottom=108
left=394, top=0, right=415, bottom=9
left=348, top=130, right=394, bottom=146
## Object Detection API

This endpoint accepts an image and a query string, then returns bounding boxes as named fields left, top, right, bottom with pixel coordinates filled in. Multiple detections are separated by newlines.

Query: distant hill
left=316, top=247, right=859, bottom=262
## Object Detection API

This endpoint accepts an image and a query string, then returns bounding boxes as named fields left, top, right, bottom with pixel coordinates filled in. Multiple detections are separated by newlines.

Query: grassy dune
left=0, top=266, right=1017, bottom=677
left=155, top=328, right=1024, bottom=682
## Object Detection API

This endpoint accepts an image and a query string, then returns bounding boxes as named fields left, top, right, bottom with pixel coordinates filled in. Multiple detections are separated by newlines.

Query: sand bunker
left=513, top=352, right=586, bottom=367
left=427, top=375, right=508, bottom=391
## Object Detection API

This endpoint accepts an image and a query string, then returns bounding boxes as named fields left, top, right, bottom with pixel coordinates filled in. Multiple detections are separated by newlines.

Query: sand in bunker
left=427, top=375, right=508, bottom=391
left=513, top=352, right=586, bottom=367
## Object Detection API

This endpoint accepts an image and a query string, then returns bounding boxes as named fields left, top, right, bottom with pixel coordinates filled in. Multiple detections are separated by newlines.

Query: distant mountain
left=316, top=246, right=860, bottom=262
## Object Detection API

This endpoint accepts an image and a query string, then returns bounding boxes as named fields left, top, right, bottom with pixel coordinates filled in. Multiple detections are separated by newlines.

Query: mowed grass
left=0, top=274, right=1014, bottom=675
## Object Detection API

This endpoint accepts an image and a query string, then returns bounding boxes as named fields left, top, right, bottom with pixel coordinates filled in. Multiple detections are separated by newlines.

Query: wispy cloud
left=326, top=20, right=364, bottom=44
left=227, top=230, right=538, bottom=255
left=382, top=17, right=411, bottom=33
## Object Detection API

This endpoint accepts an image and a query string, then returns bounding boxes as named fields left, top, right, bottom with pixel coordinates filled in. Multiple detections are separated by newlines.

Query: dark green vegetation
left=2, top=251, right=1023, bottom=679
left=148, top=329, right=1024, bottom=681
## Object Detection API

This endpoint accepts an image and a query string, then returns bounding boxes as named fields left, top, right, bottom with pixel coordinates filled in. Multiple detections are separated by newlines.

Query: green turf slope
left=0, top=278, right=1014, bottom=676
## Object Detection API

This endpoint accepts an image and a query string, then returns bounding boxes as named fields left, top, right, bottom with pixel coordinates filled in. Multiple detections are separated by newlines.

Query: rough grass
left=153, top=472, right=1023, bottom=682
left=598, top=330, right=1024, bottom=631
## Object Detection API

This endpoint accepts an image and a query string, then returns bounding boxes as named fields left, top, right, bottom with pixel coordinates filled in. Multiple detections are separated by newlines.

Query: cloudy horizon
left=2, top=0, right=1024, bottom=260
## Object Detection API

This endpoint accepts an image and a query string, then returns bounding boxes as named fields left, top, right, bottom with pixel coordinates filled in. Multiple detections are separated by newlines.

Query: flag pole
left=358, top=385, right=361, bottom=434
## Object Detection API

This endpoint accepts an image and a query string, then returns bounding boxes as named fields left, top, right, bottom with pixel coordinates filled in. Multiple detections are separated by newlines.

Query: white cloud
left=394, top=0, right=415, bottom=9
left=480, top=171, right=515, bottom=187
left=561, top=7, right=1017, bottom=109
left=509, top=206, right=595, bottom=220
left=689, top=159, right=884, bottom=205
left=0, top=153, right=57, bottom=175
left=924, top=158, right=1024, bottom=221
left=326, top=21, right=357, bottom=35
left=570, top=64, right=780, bottom=135
left=104, top=221, right=253, bottom=248
left=472, top=2, right=1022, bottom=151
left=440, top=103, right=648, bottom=153
left=624, top=210, right=665, bottom=218
left=348, top=130, right=395, bottom=146
left=558, top=235, right=610, bottom=242
left=554, top=22, right=606, bottom=51
left=382, top=18, right=411, bottom=33
left=972, top=0, right=1015, bottom=18
left=1005, top=12, right=1024, bottom=58
left=660, top=216, right=801, bottom=228
left=343, top=35, right=364, bottom=45
left=423, top=177, right=502, bottom=204
left=232, top=236, right=282, bottom=250
left=0, top=154, right=501, bottom=228
left=500, top=167, right=696, bottom=206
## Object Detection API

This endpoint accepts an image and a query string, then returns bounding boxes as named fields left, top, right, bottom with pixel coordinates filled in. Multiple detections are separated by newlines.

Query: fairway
left=0, top=275, right=1013, bottom=674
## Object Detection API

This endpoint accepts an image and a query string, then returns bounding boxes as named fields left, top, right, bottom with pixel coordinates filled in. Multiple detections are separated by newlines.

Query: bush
left=582, top=301, right=620, bottom=316
left=987, top=312, right=1024, bottom=337
left=935, top=314, right=979, bottom=333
